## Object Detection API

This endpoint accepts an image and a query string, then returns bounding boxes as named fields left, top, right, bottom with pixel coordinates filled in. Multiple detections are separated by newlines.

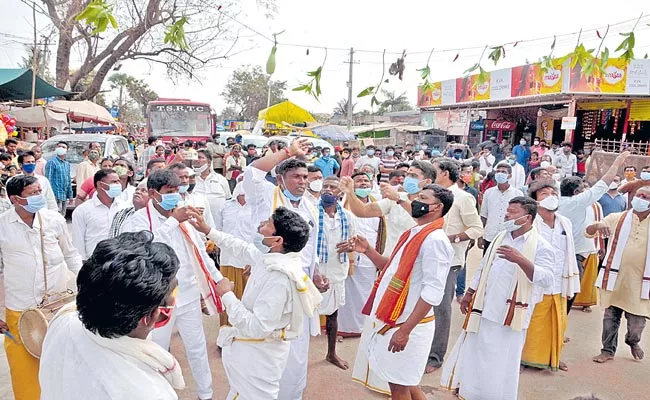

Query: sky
left=2, top=0, right=650, bottom=116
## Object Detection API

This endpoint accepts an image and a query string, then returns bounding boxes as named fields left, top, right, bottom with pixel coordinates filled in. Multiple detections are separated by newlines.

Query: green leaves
left=475, top=66, right=488, bottom=86
left=370, top=95, right=381, bottom=108
left=417, top=65, right=430, bottom=80
left=74, top=0, right=118, bottom=34
left=163, top=16, right=190, bottom=50
left=616, top=32, right=635, bottom=62
left=357, top=86, right=375, bottom=97
left=463, top=63, right=480, bottom=75
left=357, top=49, right=387, bottom=109
left=488, top=46, right=505, bottom=66
left=293, top=51, right=326, bottom=101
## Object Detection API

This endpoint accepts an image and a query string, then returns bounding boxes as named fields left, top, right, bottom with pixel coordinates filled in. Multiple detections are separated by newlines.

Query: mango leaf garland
left=616, top=32, right=635, bottom=63
left=74, top=0, right=118, bottom=34
left=357, top=50, right=387, bottom=110
left=293, top=49, right=327, bottom=101
left=416, top=48, right=436, bottom=93
left=487, top=46, right=505, bottom=66
left=164, top=16, right=190, bottom=50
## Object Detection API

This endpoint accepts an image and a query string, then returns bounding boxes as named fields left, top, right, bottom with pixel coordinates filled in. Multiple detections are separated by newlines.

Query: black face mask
left=411, top=200, right=431, bottom=219
left=188, top=183, right=196, bottom=192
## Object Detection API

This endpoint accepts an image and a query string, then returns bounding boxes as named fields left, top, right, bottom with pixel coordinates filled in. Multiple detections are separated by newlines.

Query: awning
left=0, top=69, right=71, bottom=101
left=258, top=101, right=315, bottom=127
left=11, top=106, right=69, bottom=130
left=47, top=100, right=115, bottom=124
left=309, top=125, right=355, bottom=141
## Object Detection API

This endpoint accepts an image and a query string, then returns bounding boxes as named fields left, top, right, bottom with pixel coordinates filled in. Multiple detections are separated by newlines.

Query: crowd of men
left=0, top=132, right=649, bottom=400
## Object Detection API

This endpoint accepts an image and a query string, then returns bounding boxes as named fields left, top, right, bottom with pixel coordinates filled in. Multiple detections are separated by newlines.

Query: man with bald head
left=587, top=185, right=650, bottom=364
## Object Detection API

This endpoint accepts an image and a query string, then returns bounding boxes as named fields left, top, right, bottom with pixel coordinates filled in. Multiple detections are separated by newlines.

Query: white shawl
left=596, top=210, right=650, bottom=299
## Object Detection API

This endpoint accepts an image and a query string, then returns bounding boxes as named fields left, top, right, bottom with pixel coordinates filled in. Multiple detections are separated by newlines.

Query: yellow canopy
left=258, top=100, right=315, bottom=127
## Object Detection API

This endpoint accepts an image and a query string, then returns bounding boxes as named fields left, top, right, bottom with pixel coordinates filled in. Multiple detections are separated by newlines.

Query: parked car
left=41, top=134, right=135, bottom=208
left=217, top=133, right=270, bottom=150
left=267, top=135, right=335, bottom=154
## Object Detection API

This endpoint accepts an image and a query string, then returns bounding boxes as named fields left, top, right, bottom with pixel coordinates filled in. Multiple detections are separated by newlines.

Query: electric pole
left=30, top=0, right=37, bottom=106
left=346, top=47, right=354, bottom=131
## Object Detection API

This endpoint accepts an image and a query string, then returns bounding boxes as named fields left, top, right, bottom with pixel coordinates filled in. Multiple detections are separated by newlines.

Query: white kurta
left=40, top=311, right=178, bottom=400
left=353, top=225, right=453, bottom=387
left=338, top=214, right=380, bottom=334
left=216, top=199, right=254, bottom=268
left=208, top=230, right=295, bottom=400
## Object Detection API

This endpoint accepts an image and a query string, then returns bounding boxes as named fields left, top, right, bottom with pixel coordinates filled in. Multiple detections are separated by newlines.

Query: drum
left=17, top=308, right=49, bottom=358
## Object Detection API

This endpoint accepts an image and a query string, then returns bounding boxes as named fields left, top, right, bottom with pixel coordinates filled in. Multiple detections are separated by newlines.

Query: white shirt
left=446, top=185, right=484, bottom=266
left=537, top=216, right=570, bottom=295
left=194, top=171, right=232, bottom=227
left=469, top=229, right=554, bottom=328
left=242, top=165, right=318, bottom=277
left=0, top=208, right=82, bottom=311
left=350, top=208, right=380, bottom=269
left=217, top=199, right=254, bottom=268
left=8, top=173, right=58, bottom=211
left=479, top=153, right=496, bottom=174
left=370, top=225, right=453, bottom=324
left=355, top=155, right=382, bottom=175
left=118, top=184, right=136, bottom=204
left=75, top=160, right=99, bottom=186
left=376, top=198, right=417, bottom=256
left=180, top=191, right=215, bottom=230
left=319, top=209, right=356, bottom=284
left=480, top=185, right=525, bottom=241
left=556, top=152, right=577, bottom=177
left=72, top=195, right=126, bottom=260
left=509, top=162, right=526, bottom=190
left=124, top=201, right=222, bottom=307
left=558, top=180, right=608, bottom=255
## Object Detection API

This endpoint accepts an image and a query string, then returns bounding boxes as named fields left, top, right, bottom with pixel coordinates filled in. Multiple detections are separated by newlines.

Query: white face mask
left=538, top=195, right=559, bottom=211
left=631, top=197, right=650, bottom=213
left=503, top=215, right=527, bottom=232
left=309, top=179, right=323, bottom=192
left=540, top=161, right=551, bottom=169
left=194, top=164, right=209, bottom=174
left=609, top=182, right=619, bottom=190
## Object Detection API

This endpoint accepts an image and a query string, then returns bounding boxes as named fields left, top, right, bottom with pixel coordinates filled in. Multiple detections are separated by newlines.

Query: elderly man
left=39, top=232, right=183, bottom=400
left=588, top=186, right=650, bottom=364
left=108, top=181, right=149, bottom=238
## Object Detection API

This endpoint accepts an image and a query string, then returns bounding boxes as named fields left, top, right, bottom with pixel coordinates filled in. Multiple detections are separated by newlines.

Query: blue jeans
left=456, top=265, right=466, bottom=297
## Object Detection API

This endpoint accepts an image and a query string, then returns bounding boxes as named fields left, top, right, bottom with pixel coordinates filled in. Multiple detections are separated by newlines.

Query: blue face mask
left=320, top=193, right=339, bottom=207
left=495, top=172, right=509, bottom=184
left=508, top=159, right=516, bottom=166
left=253, top=233, right=272, bottom=253
left=403, top=176, right=421, bottom=194
left=18, top=194, right=46, bottom=214
left=179, top=184, right=190, bottom=194
left=156, top=191, right=181, bottom=210
left=283, top=188, right=302, bottom=202
left=641, top=171, right=650, bottom=181
left=104, top=183, right=123, bottom=199
left=355, top=188, right=372, bottom=198
left=366, top=149, right=375, bottom=157
left=21, top=164, right=36, bottom=174
left=322, top=154, right=330, bottom=160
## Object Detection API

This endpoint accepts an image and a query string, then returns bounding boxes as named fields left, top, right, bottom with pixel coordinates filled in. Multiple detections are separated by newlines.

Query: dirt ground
left=2, top=246, right=650, bottom=399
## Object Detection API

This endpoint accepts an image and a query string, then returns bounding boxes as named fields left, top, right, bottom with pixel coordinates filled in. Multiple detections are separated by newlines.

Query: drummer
left=0, top=175, right=82, bottom=400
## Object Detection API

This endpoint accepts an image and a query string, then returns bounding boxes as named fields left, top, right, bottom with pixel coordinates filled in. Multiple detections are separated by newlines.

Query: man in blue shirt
left=313, top=147, right=340, bottom=178
left=598, top=175, right=627, bottom=216
left=512, top=138, right=531, bottom=173
left=45, top=141, right=73, bottom=216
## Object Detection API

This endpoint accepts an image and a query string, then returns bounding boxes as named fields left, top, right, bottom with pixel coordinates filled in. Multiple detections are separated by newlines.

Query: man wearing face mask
left=443, top=197, right=553, bottom=400
left=506, top=154, right=526, bottom=190
left=193, top=149, right=232, bottom=227
left=338, top=172, right=386, bottom=339
left=521, top=181, right=580, bottom=372
left=558, top=151, right=631, bottom=314
left=304, top=165, right=323, bottom=208
left=72, top=169, right=127, bottom=261
left=480, top=162, right=524, bottom=255
left=598, top=175, right=627, bottom=217
left=355, top=145, right=381, bottom=176
left=168, top=163, right=214, bottom=230
left=379, top=146, right=398, bottom=183
left=76, top=147, right=100, bottom=187
left=619, top=165, right=650, bottom=209
left=13, top=152, right=57, bottom=211
left=124, top=169, right=223, bottom=400
left=0, top=175, right=82, bottom=400
left=512, top=138, right=531, bottom=173
left=555, top=142, right=577, bottom=178
left=587, top=186, right=650, bottom=364
left=530, top=138, right=544, bottom=160
left=113, top=158, right=136, bottom=204
left=313, top=147, right=340, bottom=178
left=241, top=137, right=321, bottom=400
left=39, top=231, right=182, bottom=400
left=347, top=184, right=454, bottom=399
left=109, top=180, right=149, bottom=238
left=189, top=207, right=321, bottom=400
left=45, top=141, right=72, bottom=216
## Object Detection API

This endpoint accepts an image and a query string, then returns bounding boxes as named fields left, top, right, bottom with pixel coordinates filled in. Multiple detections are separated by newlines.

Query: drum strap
left=38, top=212, right=49, bottom=305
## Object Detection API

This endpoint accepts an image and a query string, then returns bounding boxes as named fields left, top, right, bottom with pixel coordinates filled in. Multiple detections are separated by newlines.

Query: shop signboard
left=626, top=59, right=650, bottom=95
left=561, top=116, right=577, bottom=130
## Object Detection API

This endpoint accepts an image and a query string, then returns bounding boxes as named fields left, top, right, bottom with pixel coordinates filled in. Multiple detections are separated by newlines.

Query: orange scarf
left=361, top=218, right=445, bottom=326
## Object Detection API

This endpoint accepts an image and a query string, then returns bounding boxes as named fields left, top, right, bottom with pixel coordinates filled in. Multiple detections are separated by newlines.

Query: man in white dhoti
left=338, top=172, right=385, bottom=337
left=189, top=206, right=322, bottom=400
left=39, top=231, right=184, bottom=400
left=241, top=137, right=323, bottom=400
left=315, top=175, right=355, bottom=369
left=123, top=169, right=222, bottom=400
left=441, top=196, right=554, bottom=400
left=346, top=184, right=454, bottom=399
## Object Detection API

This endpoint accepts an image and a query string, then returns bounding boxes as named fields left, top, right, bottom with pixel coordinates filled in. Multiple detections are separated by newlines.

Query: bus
left=146, top=98, right=215, bottom=143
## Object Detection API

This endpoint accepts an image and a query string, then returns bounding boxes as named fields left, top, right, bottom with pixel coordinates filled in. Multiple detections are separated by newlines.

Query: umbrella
left=11, top=106, right=68, bottom=130
left=48, top=100, right=114, bottom=125
left=310, top=125, right=355, bottom=141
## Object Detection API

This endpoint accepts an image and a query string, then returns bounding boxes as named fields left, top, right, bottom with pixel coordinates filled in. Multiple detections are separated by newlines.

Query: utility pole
left=30, top=1, right=37, bottom=106
left=346, top=47, right=354, bottom=131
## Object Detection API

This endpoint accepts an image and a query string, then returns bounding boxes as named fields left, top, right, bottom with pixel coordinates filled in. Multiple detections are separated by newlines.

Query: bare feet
left=592, top=352, right=614, bottom=363
left=326, top=354, right=350, bottom=370
left=581, top=306, right=592, bottom=313
left=456, top=294, right=463, bottom=304
left=630, top=344, right=645, bottom=360
left=425, top=361, right=442, bottom=374
left=336, top=335, right=343, bottom=343
left=559, top=361, right=568, bottom=371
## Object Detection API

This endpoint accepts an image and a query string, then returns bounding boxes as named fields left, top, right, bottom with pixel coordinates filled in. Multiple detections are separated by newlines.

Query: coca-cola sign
left=488, top=120, right=515, bottom=130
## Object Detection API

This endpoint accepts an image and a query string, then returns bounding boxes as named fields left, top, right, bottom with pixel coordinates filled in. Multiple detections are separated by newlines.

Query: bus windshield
left=148, top=104, right=212, bottom=137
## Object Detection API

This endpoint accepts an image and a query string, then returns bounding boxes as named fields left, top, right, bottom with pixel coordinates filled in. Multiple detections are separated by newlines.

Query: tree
left=219, top=106, right=241, bottom=121
left=378, top=90, right=413, bottom=114
left=19, top=44, right=55, bottom=84
left=107, top=73, right=157, bottom=124
left=333, top=98, right=356, bottom=116
left=221, top=65, right=287, bottom=121
left=29, top=0, right=274, bottom=99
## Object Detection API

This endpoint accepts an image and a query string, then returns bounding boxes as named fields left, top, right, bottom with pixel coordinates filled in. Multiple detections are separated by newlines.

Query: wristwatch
left=397, top=192, right=409, bottom=204
left=453, top=235, right=461, bottom=243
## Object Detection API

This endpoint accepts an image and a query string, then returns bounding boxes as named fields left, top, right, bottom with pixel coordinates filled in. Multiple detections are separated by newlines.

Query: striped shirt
left=109, top=207, right=136, bottom=238
left=45, top=157, right=72, bottom=201
left=380, top=157, right=398, bottom=182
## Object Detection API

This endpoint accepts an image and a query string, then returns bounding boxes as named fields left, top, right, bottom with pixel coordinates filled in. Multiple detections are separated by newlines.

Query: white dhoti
left=338, top=263, right=376, bottom=334
left=443, top=318, right=526, bottom=400
left=223, top=340, right=291, bottom=400
left=319, top=280, right=346, bottom=316
left=278, top=315, right=318, bottom=400
left=351, top=318, right=391, bottom=395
